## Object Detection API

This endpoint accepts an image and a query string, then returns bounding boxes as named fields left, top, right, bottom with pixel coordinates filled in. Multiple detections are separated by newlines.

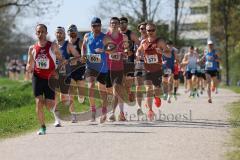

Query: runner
left=173, top=61, right=180, bottom=100
left=204, top=40, right=220, bottom=103
left=136, top=23, right=164, bottom=121
left=67, top=24, right=86, bottom=106
left=195, top=48, right=206, bottom=95
left=181, top=46, right=199, bottom=98
left=119, top=17, right=140, bottom=102
left=26, top=24, right=62, bottom=135
left=135, top=22, right=147, bottom=116
left=162, top=40, right=178, bottom=103
left=106, top=17, right=129, bottom=121
left=54, top=26, right=80, bottom=125
left=81, top=17, right=109, bottom=123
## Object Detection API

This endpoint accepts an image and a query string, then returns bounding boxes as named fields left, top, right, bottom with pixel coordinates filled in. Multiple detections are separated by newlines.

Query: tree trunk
left=141, top=0, right=148, bottom=22
left=174, top=0, right=179, bottom=45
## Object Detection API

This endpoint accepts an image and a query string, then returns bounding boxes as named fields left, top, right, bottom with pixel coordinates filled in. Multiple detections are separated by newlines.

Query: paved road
left=0, top=88, right=239, bottom=160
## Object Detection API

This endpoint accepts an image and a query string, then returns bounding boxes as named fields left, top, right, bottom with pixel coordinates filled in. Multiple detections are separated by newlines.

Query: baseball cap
left=56, top=26, right=65, bottom=33
left=68, top=24, right=78, bottom=33
left=91, top=17, right=101, bottom=25
left=207, top=40, right=213, bottom=45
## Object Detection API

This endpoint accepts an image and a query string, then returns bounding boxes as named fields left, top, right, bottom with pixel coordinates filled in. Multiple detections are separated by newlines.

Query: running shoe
left=167, top=95, right=171, bottom=103
left=71, top=114, right=77, bottom=123
left=173, top=93, right=177, bottom=100
left=54, top=121, right=62, bottom=127
left=118, top=112, right=127, bottom=121
left=147, top=110, right=155, bottom=121
left=100, top=115, right=107, bottom=123
left=37, top=127, right=46, bottom=135
left=163, top=94, right=168, bottom=100
left=90, top=112, right=96, bottom=122
left=208, top=99, right=212, bottom=103
left=109, top=113, right=116, bottom=122
left=154, top=96, right=162, bottom=107
left=137, top=108, right=144, bottom=116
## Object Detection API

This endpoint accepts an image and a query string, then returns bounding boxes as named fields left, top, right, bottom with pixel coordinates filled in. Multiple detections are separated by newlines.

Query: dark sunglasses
left=92, top=25, right=101, bottom=27
left=140, top=28, right=146, bottom=31
left=147, top=29, right=156, bottom=32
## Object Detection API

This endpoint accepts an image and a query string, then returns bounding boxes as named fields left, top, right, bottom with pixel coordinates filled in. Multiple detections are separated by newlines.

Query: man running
left=54, top=26, right=80, bottom=125
left=82, top=17, right=109, bottom=123
left=135, top=22, right=147, bottom=116
left=67, top=24, right=86, bottom=106
left=204, top=40, right=220, bottom=103
left=162, top=40, right=178, bottom=103
left=181, top=46, right=199, bottom=98
left=119, top=17, right=140, bottom=102
left=136, top=23, right=164, bottom=121
left=26, top=24, right=62, bottom=135
left=106, top=17, right=129, bottom=121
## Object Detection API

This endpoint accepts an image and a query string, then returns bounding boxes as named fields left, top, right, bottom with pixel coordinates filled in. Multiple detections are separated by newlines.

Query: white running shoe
left=54, top=121, right=62, bottom=127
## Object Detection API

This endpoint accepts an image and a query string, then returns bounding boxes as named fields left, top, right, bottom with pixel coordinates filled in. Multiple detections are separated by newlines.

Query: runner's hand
left=94, top=48, right=104, bottom=53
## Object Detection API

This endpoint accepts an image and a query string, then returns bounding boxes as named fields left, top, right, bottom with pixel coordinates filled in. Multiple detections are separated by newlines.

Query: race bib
left=146, top=55, right=158, bottom=64
left=191, top=69, right=196, bottom=74
left=89, top=54, right=101, bottom=63
left=206, top=62, right=213, bottom=68
left=36, top=58, right=49, bottom=69
left=59, top=65, right=66, bottom=74
left=69, top=57, right=77, bottom=66
left=164, top=68, right=172, bottom=75
left=109, top=53, right=121, bottom=61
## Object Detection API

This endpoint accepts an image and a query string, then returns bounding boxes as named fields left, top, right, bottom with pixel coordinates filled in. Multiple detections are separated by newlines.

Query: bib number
left=89, top=54, right=101, bottom=63
left=191, top=69, right=196, bottom=74
left=36, top=58, right=49, bottom=69
left=164, top=68, right=172, bottom=75
left=206, top=62, right=213, bottom=68
left=146, top=55, right=158, bottom=64
left=109, top=53, right=121, bottom=61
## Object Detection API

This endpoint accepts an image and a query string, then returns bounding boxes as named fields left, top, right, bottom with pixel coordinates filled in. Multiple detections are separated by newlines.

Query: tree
left=211, top=0, right=240, bottom=85
left=95, top=0, right=170, bottom=38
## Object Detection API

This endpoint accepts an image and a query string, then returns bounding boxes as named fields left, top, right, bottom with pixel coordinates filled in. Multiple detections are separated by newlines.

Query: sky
left=19, top=0, right=172, bottom=40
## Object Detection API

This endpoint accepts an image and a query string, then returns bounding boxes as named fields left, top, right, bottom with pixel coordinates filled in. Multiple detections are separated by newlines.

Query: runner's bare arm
left=52, top=42, right=63, bottom=60
left=181, top=54, right=189, bottom=65
left=174, top=51, right=179, bottom=64
left=136, top=43, right=144, bottom=61
left=26, top=45, right=34, bottom=72
left=81, top=34, right=88, bottom=56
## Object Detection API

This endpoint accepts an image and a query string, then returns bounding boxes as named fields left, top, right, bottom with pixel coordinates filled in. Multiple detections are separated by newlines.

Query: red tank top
left=142, top=38, right=162, bottom=72
left=106, top=32, right=124, bottom=71
left=174, top=63, right=180, bottom=75
left=33, top=41, right=56, bottom=79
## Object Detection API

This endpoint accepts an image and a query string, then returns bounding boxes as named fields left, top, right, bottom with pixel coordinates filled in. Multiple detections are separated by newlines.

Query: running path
left=0, top=88, right=239, bottom=160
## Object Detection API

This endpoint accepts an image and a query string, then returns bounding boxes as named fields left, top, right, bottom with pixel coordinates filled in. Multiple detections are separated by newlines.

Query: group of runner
left=26, top=16, right=221, bottom=135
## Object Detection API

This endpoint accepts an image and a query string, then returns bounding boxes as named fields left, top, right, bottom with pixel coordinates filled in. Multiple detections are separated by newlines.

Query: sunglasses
left=147, top=29, right=156, bottom=32
left=110, top=21, right=119, bottom=25
left=140, top=28, right=146, bottom=31
left=92, top=25, right=101, bottom=27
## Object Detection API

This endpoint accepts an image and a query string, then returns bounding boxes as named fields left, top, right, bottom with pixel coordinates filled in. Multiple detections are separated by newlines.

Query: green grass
left=226, top=86, right=240, bottom=160
left=0, top=78, right=99, bottom=139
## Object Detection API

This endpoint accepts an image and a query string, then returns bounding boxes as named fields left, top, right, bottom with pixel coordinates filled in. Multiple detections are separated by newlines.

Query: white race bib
left=206, top=62, right=213, bottom=68
left=146, top=55, right=158, bottom=64
left=109, top=53, right=121, bottom=61
left=191, top=69, right=196, bottom=74
left=89, top=54, right=101, bottom=63
left=164, top=68, right=172, bottom=75
left=36, top=58, right=49, bottom=69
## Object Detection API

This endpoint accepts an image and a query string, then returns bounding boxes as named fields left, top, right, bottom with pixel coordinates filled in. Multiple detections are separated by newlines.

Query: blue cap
left=91, top=17, right=101, bottom=25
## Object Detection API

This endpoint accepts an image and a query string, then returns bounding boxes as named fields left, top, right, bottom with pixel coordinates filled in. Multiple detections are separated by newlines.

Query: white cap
left=207, top=40, right=213, bottom=45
